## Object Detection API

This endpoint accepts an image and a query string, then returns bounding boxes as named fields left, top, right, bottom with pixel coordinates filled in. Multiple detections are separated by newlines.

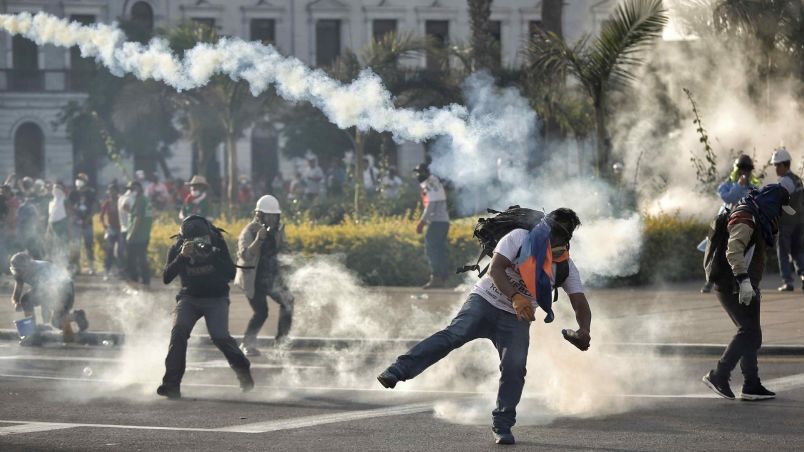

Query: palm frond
left=523, top=29, right=589, bottom=94
left=586, top=0, right=668, bottom=89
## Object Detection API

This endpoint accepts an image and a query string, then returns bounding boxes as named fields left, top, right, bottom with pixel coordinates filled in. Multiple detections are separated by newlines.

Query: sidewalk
left=1, top=275, right=803, bottom=352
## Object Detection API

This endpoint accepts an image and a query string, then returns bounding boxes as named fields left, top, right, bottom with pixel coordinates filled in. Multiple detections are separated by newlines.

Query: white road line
left=214, top=403, right=433, bottom=433
left=762, top=372, right=804, bottom=391
left=0, top=422, right=75, bottom=436
left=0, top=403, right=432, bottom=436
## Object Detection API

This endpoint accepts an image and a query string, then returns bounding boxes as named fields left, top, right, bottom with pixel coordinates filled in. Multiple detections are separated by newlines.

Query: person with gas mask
left=9, top=251, right=88, bottom=344
left=377, top=208, right=592, bottom=445
left=412, top=163, right=451, bottom=289
left=235, top=195, right=294, bottom=356
left=702, top=182, right=796, bottom=401
left=158, top=215, right=253, bottom=399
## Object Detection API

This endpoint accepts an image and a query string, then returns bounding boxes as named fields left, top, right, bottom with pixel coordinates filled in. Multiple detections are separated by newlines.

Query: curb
left=2, top=329, right=804, bottom=356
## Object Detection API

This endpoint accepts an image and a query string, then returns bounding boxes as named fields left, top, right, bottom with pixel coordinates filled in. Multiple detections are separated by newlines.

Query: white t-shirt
left=471, top=228, right=585, bottom=315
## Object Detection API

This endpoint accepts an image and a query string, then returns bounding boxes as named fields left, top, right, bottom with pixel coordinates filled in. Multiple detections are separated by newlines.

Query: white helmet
left=771, top=147, right=792, bottom=165
left=255, top=195, right=281, bottom=214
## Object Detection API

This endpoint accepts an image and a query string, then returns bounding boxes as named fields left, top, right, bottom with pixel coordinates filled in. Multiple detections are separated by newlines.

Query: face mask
left=75, top=179, right=86, bottom=189
left=191, top=189, right=201, bottom=197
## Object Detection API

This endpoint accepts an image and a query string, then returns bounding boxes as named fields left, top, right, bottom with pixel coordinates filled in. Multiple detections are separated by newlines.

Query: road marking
left=0, top=355, right=323, bottom=370
left=0, top=402, right=432, bottom=436
left=214, top=403, right=432, bottom=433
left=0, top=422, right=76, bottom=436
left=762, top=372, right=804, bottom=391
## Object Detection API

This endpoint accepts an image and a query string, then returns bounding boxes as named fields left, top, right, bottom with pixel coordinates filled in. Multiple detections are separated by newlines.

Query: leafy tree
left=468, top=0, right=496, bottom=72
left=524, top=0, right=668, bottom=178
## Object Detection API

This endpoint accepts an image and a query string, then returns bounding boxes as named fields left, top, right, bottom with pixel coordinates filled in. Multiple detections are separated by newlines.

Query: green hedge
left=91, top=213, right=754, bottom=286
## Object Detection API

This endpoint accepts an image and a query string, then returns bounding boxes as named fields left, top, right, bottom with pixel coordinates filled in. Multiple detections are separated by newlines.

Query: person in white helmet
left=770, top=147, right=804, bottom=291
left=234, top=195, right=295, bottom=356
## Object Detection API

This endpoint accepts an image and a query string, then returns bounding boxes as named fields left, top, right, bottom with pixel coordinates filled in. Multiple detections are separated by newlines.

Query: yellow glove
left=511, top=293, right=535, bottom=322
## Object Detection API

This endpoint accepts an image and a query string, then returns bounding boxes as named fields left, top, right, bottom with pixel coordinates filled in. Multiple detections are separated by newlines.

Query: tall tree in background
left=525, top=0, right=668, bottom=179
left=468, top=0, right=496, bottom=72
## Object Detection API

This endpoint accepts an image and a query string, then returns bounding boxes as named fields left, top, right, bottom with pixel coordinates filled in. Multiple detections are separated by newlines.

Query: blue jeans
left=389, top=294, right=530, bottom=430
left=777, top=223, right=804, bottom=284
left=425, top=221, right=450, bottom=279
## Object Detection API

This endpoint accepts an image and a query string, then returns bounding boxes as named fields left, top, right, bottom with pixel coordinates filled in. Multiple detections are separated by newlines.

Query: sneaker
left=377, top=368, right=400, bottom=389
left=156, top=384, right=181, bottom=400
left=778, top=283, right=794, bottom=291
left=73, top=310, right=89, bottom=332
left=236, top=369, right=255, bottom=392
left=239, top=343, right=262, bottom=357
left=740, top=383, right=775, bottom=401
left=700, top=282, right=713, bottom=293
left=702, top=370, right=735, bottom=400
left=492, top=427, right=515, bottom=445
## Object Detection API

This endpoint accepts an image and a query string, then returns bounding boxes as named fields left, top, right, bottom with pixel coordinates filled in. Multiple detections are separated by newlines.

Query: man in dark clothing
left=158, top=215, right=253, bottom=400
left=16, top=191, right=44, bottom=259
left=67, top=173, right=98, bottom=275
left=703, top=182, right=795, bottom=401
left=769, top=147, right=804, bottom=291
left=126, top=182, right=153, bottom=288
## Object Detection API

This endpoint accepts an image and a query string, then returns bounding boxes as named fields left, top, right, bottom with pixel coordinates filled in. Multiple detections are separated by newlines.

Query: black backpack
left=704, top=207, right=743, bottom=287
left=458, top=205, right=570, bottom=301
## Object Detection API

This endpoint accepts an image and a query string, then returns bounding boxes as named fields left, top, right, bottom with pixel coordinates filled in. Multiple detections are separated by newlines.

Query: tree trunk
left=593, top=98, right=610, bottom=179
left=226, top=130, right=238, bottom=214
left=468, top=0, right=495, bottom=72
left=353, top=128, right=365, bottom=217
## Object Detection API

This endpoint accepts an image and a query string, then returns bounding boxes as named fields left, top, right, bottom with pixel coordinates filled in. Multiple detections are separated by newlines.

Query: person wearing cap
left=701, top=155, right=762, bottom=293
left=770, top=147, right=804, bottom=291
left=126, top=182, right=153, bottom=288
left=158, top=215, right=253, bottom=399
left=413, top=163, right=451, bottom=289
left=9, top=251, right=88, bottom=344
left=702, top=183, right=796, bottom=401
left=179, top=175, right=212, bottom=221
left=67, top=173, right=98, bottom=275
left=235, top=195, right=294, bottom=355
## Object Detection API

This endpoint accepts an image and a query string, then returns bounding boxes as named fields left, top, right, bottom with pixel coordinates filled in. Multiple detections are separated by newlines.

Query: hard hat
left=734, top=154, right=754, bottom=170
left=255, top=195, right=281, bottom=214
left=771, top=147, right=792, bottom=165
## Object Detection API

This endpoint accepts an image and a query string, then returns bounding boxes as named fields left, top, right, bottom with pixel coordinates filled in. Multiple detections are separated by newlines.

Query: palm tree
left=328, top=32, right=441, bottom=215
left=468, top=0, right=495, bottom=72
left=524, top=0, right=668, bottom=178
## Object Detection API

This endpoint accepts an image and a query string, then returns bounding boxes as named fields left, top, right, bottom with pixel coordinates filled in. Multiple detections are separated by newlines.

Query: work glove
left=511, top=293, right=535, bottom=322
left=562, top=329, right=591, bottom=351
left=738, top=278, right=754, bottom=306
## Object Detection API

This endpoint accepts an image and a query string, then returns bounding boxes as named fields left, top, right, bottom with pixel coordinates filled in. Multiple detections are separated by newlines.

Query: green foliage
left=684, top=88, right=719, bottom=192
left=631, top=213, right=710, bottom=283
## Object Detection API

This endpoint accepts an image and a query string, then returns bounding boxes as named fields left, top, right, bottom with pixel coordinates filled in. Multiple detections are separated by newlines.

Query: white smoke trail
left=0, top=12, right=476, bottom=149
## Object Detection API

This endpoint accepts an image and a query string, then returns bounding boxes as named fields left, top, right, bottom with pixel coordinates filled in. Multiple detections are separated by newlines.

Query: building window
left=192, top=18, right=216, bottom=28
left=14, top=122, right=45, bottom=179
left=131, top=1, right=154, bottom=32
left=529, top=20, right=544, bottom=38
left=316, top=19, right=341, bottom=67
left=425, top=20, right=449, bottom=70
left=69, top=15, right=96, bottom=91
left=250, top=18, right=276, bottom=44
left=10, top=35, right=41, bottom=91
left=372, top=19, right=397, bottom=42
left=489, top=20, right=502, bottom=65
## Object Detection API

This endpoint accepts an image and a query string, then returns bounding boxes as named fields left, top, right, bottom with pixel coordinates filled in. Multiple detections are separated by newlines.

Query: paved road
left=2, top=276, right=804, bottom=347
left=0, top=340, right=803, bottom=451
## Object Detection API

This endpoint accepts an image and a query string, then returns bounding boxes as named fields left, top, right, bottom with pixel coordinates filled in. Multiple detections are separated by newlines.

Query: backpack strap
left=552, top=260, right=570, bottom=302
left=457, top=246, right=487, bottom=275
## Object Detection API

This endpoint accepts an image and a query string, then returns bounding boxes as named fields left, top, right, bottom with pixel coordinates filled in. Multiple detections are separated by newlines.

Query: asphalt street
left=0, top=341, right=803, bottom=451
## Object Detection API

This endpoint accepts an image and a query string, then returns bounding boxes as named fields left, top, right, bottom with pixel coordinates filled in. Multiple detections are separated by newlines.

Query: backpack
left=703, top=208, right=730, bottom=285
left=458, top=205, right=570, bottom=300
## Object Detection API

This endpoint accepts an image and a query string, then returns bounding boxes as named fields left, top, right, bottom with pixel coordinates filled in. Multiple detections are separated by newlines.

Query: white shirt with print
left=471, top=229, right=584, bottom=315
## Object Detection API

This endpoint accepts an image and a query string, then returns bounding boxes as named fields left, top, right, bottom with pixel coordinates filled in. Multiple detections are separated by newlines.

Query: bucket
left=14, top=317, right=36, bottom=338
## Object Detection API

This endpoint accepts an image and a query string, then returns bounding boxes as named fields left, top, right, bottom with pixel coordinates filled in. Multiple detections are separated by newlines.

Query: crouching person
left=9, top=252, right=88, bottom=344
left=235, top=195, right=295, bottom=356
left=158, top=215, right=254, bottom=399
left=377, top=208, right=592, bottom=445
